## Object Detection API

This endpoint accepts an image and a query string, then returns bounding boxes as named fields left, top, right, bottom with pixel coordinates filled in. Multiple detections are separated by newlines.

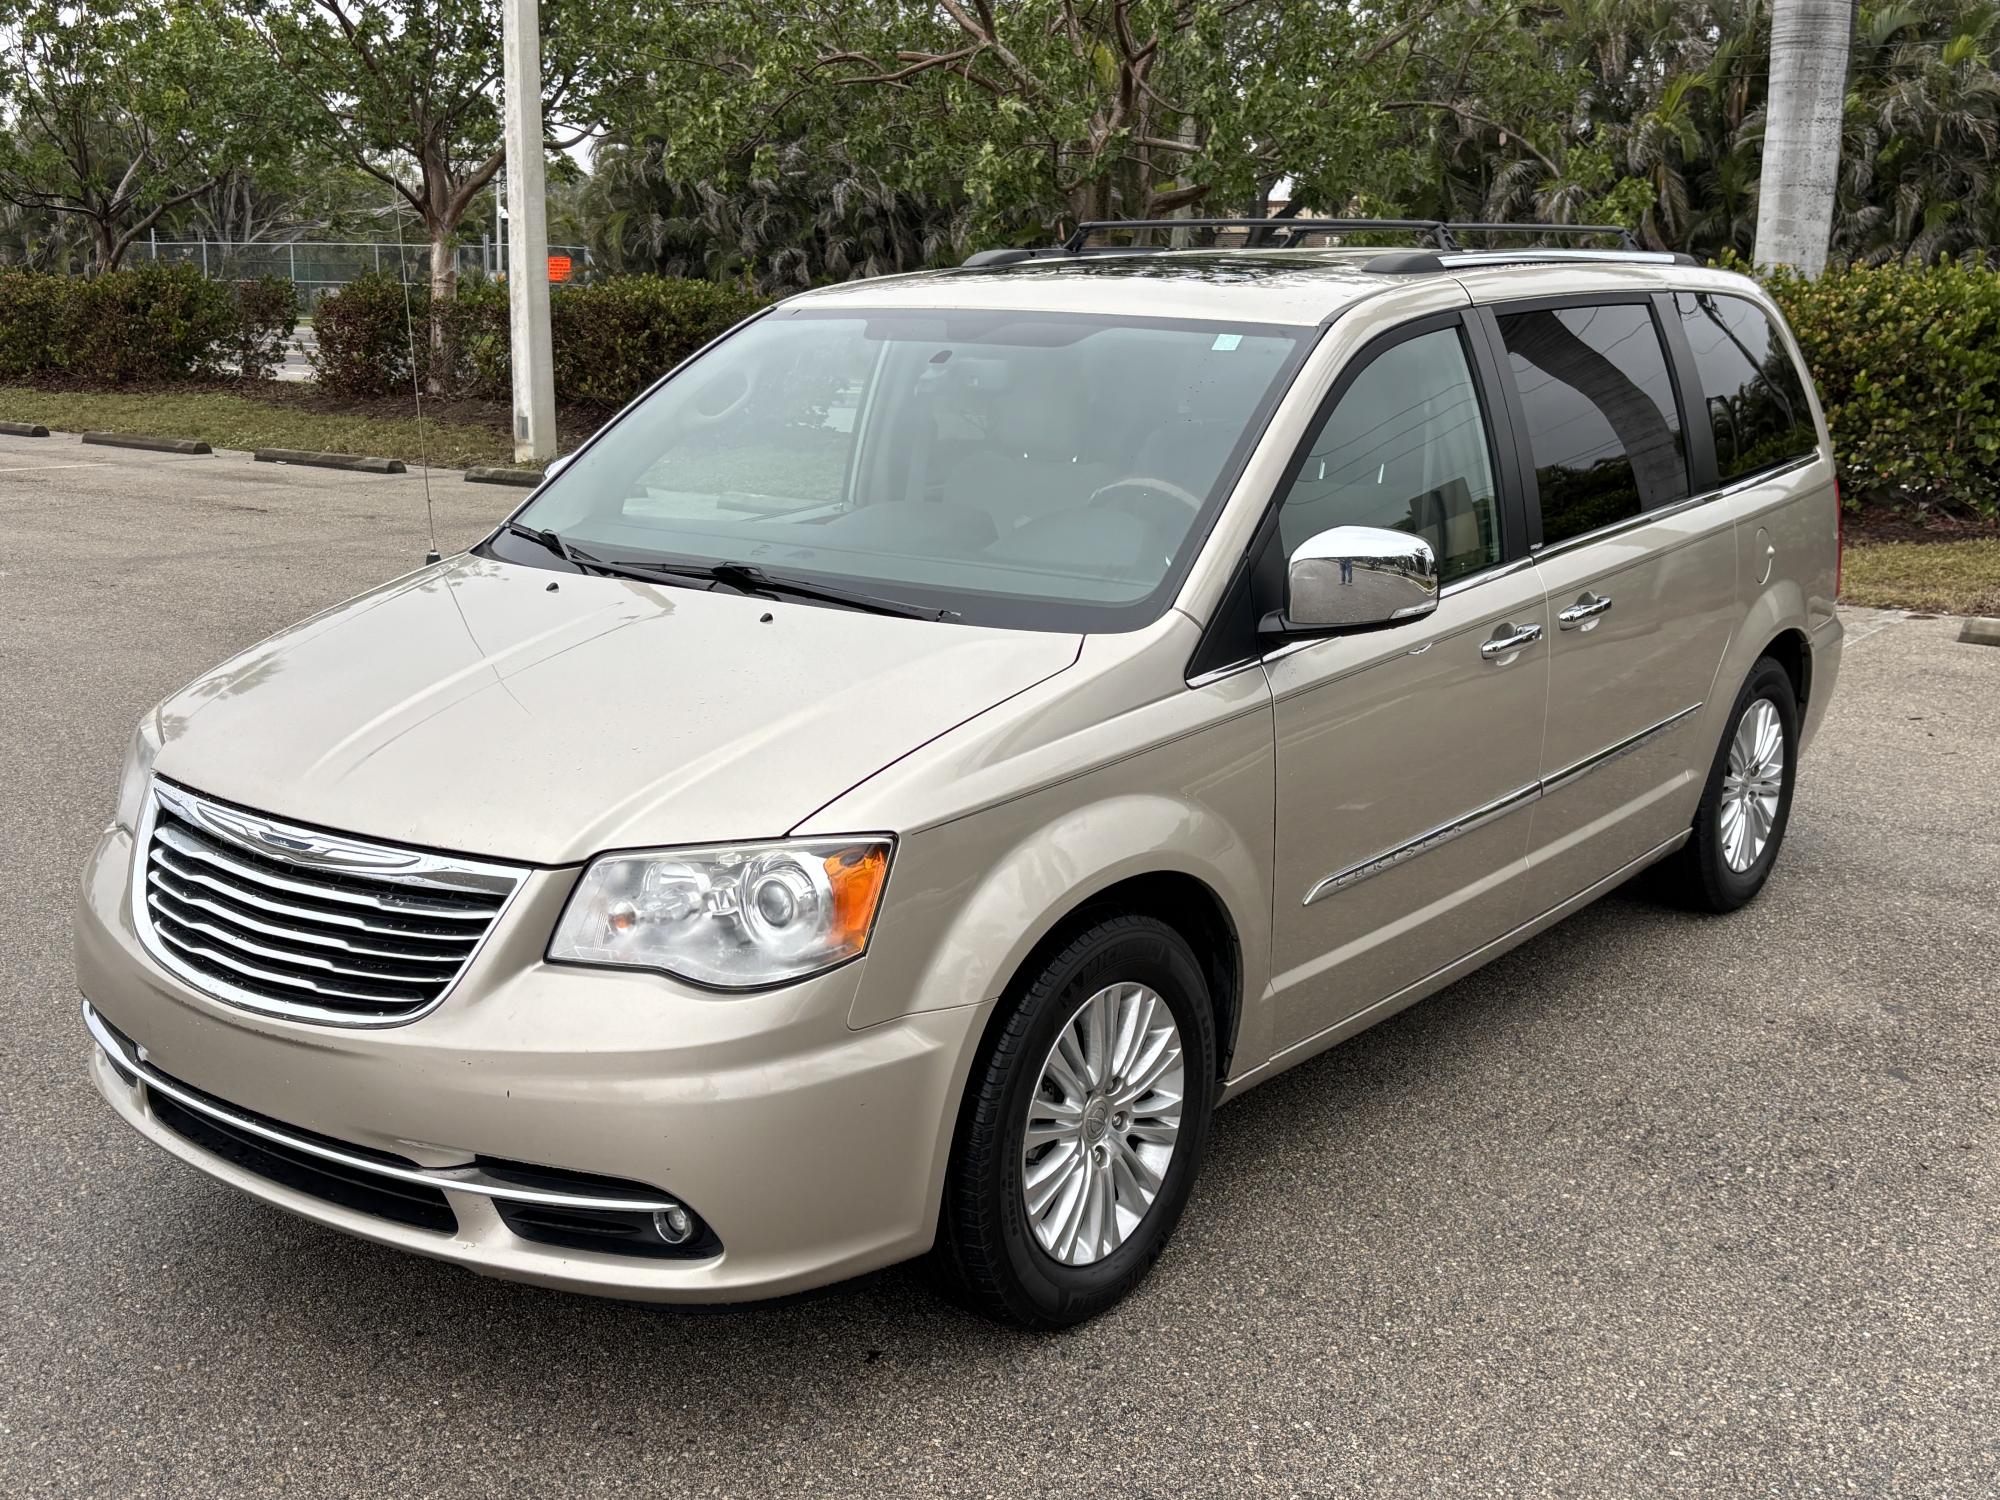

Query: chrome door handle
left=1479, top=622, right=1544, bottom=660
left=1558, top=592, right=1614, bottom=630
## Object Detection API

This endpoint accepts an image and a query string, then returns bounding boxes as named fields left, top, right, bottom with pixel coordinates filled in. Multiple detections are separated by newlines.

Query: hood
left=154, top=556, right=1081, bottom=864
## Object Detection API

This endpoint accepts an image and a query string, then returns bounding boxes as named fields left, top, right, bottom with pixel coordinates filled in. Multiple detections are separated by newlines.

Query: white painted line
left=0, top=462, right=110, bottom=474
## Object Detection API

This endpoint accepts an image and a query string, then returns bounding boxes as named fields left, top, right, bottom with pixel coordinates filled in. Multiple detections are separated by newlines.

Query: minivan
left=77, top=220, right=1843, bottom=1327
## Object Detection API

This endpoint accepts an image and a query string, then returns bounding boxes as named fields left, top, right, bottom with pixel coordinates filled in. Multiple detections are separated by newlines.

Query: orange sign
left=548, top=255, right=573, bottom=283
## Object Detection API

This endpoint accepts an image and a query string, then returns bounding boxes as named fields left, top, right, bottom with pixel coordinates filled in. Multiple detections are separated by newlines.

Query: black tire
left=933, top=913, right=1217, bottom=1329
left=1653, top=657, right=1800, bottom=913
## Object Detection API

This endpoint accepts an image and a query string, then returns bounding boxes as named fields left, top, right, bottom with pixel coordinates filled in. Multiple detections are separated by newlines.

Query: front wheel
left=1654, top=657, right=1800, bottom=912
left=933, top=914, right=1217, bottom=1328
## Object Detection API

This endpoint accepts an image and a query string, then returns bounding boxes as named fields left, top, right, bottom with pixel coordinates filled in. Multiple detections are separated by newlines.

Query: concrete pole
left=1752, top=0, right=1853, bottom=277
left=502, top=0, right=558, bottom=462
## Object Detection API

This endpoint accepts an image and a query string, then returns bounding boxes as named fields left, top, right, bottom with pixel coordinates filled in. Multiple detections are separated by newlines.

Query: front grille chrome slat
left=154, top=822, right=498, bottom=919
left=145, top=879, right=477, bottom=964
left=135, top=781, right=526, bottom=1027
left=148, top=896, right=464, bottom=983
left=149, top=847, right=488, bottom=941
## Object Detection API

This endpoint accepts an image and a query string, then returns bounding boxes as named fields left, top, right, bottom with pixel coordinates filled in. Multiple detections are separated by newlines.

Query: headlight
left=114, top=713, right=163, bottom=832
left=549, top=837, right=893, bottom=988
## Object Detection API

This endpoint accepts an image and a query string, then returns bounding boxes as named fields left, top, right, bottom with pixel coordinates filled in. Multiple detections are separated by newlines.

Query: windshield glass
left=506, top=306, right=1310, bottom=630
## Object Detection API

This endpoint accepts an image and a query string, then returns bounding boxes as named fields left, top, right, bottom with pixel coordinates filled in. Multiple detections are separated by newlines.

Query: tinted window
left=1499, top=303, right=1689, bottom=544
left=1674, top=292, right=1818, bottom=483
left=1277, top=326, right=1501, bottom=584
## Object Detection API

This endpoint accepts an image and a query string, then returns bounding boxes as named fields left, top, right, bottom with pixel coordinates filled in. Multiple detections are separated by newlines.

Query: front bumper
left=77, top=824, right=992, bottom=1302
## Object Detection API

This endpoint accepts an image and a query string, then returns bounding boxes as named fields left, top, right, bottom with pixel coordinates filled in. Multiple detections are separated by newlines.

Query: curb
left=0, top=420, right=50, bottom=438
left=1959, top=617, right=2000, bottom=648
left=464, top=466, right=542, bottom=487
left=81, top=431, right=212, bottom=455
left=255, top=448, right=406, bottom=474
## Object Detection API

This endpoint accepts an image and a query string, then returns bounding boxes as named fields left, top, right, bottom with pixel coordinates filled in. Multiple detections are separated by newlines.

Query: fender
left=848, top=786, right=1273, bottom=1058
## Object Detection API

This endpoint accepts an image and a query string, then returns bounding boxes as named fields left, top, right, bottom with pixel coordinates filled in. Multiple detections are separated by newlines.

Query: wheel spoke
left=1718, top=696, right=1787, bottom=873
left=1020, top=980, right=1186, bottom=1267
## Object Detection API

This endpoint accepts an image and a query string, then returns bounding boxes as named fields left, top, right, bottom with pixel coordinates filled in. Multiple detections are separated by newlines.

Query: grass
left=0, top=384, right=528, bottom=472
left=1842, top=539, right=2000, bottom=616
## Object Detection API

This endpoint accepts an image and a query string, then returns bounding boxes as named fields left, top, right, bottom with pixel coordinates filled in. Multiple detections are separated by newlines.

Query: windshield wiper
left=501, top=520, right=596, bottom=572
left=579, top=553, right=959, bottom=622
left=502, top=528, right=956, bottom=621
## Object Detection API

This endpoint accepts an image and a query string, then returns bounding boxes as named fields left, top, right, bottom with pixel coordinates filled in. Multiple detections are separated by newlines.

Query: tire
left=933, top=913, right=1217, bottom=1329
left=1653, top=657, right=1800, bottom=913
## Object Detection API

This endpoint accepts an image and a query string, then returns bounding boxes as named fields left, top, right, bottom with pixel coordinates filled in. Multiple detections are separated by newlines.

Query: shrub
left=0, top=264, right=274, bottom=384
left=549, top=277, right=766, bottom=407
left=67, top=264, right=238, bottom=382
left=1755, top=259, right=2000, bottom=521
left=227, top=277, right=301, bottom=381
left=311, top=273, right=767, bottom=407
left=0, top=271, right=69, bottom=380
left=308, top=272, right=424, bottom=397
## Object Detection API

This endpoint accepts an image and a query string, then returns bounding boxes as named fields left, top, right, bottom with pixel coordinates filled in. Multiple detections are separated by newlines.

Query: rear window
left=1673, top=292, right=1819, bottom=484
left=1497, top=302, right=1689, bottom=546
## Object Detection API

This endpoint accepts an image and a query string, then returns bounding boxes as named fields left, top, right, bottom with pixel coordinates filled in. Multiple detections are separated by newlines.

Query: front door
left=1265, top=315, right=1550, bottom=1053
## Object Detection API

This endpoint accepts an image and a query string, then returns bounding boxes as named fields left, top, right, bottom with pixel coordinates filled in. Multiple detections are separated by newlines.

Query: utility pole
left=502, top=0, right=557, bottom=463
left=1753, top=0, right=1853, bottom=276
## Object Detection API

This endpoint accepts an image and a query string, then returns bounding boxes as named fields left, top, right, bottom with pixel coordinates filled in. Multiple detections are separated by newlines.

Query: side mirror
left=543, top=451, right=575, bottom=482
left=1263, top=525, right=1439, bottom=637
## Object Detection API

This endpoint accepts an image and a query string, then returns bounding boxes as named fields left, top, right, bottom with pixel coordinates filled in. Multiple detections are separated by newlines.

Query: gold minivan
left=77, top=223, right=1843, bottom=1327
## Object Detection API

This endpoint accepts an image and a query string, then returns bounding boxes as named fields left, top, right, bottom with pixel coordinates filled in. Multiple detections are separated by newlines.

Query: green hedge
left=1756, top=260, right=2000, bottom=520
left=0, top=265, right=296, bottom=384
left=310, top=273, right=767, bottom=407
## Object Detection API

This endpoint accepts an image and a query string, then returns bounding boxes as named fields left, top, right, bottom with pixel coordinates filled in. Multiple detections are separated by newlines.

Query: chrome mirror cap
left=1273, top=525, right=1439, bottom=634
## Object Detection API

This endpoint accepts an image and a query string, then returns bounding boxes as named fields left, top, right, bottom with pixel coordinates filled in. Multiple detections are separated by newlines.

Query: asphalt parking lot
left=2, top=432, right=1995, bottom=1496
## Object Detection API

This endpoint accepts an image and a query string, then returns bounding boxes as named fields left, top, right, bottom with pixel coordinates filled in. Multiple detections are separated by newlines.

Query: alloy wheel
left=1021, top=981, right=1185, bottom=1266
left=1720, top=697, right=1785, bottom=872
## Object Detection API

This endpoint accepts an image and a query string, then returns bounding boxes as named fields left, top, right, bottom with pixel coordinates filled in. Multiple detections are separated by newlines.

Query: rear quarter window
left=1673, top=293, right=1820, bottom=485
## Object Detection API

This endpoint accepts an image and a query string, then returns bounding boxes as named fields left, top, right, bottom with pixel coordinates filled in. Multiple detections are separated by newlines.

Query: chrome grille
left=135, top=780, right=524, bottom=1026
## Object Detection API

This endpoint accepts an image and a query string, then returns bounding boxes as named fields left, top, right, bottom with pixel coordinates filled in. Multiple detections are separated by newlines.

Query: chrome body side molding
left=1301, top=704, right=1702, bottom=905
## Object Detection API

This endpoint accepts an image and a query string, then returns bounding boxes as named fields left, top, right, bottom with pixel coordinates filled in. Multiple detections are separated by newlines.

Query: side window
left=1674, top=292, right=1818, bottom=483
left=1276, top=325, right=1501, bottom=585
left=1498, top=302, right=1689, bottom=545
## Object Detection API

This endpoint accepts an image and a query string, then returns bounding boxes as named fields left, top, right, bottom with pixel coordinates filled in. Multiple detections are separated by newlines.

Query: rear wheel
left=934, top=914, right=1216, bottom=1328
left=1654, top=657, right=1799, bottom=912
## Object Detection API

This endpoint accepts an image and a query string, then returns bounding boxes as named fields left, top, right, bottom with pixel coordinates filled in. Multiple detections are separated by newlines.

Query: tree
left=617, top=0, right=1448, bottom=245
left=249, top=0, right=624, bottom=390
left=1754, top=0, right=1854, bottom=273
left=0, top=1, right=285, bottom=273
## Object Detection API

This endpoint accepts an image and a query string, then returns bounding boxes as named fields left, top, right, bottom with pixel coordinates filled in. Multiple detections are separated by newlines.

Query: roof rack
left=1051, top=217, right=1643, bottom=254
left=1061, top=217, right=1465, bottom=252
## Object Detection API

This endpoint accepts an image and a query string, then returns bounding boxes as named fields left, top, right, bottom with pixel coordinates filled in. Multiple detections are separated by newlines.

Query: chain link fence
left=138, top=238, right=593, bottom=304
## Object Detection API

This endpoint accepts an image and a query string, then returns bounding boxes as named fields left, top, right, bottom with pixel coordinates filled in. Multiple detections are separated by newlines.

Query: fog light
left=652, top=1204, right=695, bottom=1245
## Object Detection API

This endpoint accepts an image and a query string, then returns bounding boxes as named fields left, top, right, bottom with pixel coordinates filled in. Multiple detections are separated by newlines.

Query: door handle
left=1557, top=592, right=1614, bottom=630
left=1479, top=622, right=1544, bottom=660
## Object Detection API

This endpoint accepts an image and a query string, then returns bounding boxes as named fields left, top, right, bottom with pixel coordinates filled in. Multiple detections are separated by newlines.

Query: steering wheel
left=1088, top=475, right=1206, bottom=524
left=684, top=365, right=757, bottom=427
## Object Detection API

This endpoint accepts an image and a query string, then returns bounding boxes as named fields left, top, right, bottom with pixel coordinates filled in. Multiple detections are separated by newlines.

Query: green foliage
left=311, top=273, right=766, bottom=407
left=1754, top=258, right=2000, bottom=519
left=307, top=273, right=426, bottom=398
left=0, top=1, right=295, bottom=272
left=0, top=264, right=243, bottom=382
left=226, top=277, right=301, bottom=381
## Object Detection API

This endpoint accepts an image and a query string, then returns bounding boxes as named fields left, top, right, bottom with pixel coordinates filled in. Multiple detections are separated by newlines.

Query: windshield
left=502, top=306, right=1310, bottom=630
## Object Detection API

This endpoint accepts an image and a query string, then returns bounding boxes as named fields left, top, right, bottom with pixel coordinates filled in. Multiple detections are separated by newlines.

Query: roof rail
left=1062, top=217, right=1459, bottom=252
left=1059, top=217, right=1643, bottom=254
left=1447, top=222, right=1640, bottom=250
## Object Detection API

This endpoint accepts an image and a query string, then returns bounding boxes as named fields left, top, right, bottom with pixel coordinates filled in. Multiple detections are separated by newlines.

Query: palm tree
left=1753, top=0, right=1856, bottom=273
